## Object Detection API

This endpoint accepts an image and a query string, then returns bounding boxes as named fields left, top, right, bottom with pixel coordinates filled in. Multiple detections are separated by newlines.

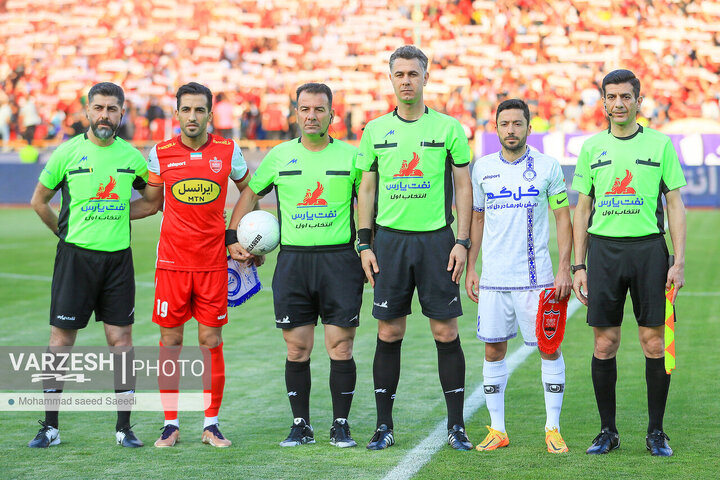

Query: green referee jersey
left=572, top=125, right=686, bottom=237
left=357, top=106, right=471, bottom=232
left=38, top=134, right=148, bottom=251
left=248, top=137, right=361, bottom=247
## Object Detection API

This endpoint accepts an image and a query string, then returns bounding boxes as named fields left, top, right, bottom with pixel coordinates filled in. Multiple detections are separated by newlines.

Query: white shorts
left=476, top=289, right=541, bottom=346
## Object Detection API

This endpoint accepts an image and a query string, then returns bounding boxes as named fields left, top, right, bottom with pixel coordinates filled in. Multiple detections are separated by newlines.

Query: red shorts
left=152, top=269, right=228, bottom=328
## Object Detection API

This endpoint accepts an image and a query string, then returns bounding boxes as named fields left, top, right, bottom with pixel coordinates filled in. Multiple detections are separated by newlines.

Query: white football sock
left=483, top=358, right=508, bottom=433
left=541, top=353, right=565, bottom=431
left=204, top=416, right=219, bottom=429
left=164, top=419, right=179, bottom=428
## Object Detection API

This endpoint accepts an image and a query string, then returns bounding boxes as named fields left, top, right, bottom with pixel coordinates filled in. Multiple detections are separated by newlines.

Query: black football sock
left=42, top=347, right=66, bottom=429
left=373, top=337, right=402, bottom=430
left=591, top=355, right=617, bottom=433
left=329, top=358, right=356, bottom=420
left=436, top=336, right=466, bottom=429
left=285, top=358, right=311, bottom=424
left=113, top=347, right=135, bottom=431
left=646, top=356, right=671, bottom=433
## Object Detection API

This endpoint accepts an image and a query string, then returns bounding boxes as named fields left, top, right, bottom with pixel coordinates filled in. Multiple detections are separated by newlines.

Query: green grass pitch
left=0, top=208, right=718, bottom=479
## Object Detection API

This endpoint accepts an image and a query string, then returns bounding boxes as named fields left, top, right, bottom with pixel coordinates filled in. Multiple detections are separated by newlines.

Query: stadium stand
left=0, top=0, right=718, bottom=147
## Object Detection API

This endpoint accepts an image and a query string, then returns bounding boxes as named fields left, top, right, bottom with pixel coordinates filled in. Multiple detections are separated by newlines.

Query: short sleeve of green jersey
left=248, top=149, right=277, bottom=196
left=572, top=144, right=593, bottom=195
left=356, top=128, right=375, bottom=171
left=447, top=119, right=471, bottom=167
left=547, top=159, right=567, bottom=197
left=38, top=146, right=68, bottom=190
left=660, top=139, right=686, bottom=193
left=351, top=150, right=362, bottom=191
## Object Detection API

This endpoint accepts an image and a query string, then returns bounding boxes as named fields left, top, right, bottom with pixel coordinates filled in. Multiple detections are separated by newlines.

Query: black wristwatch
left=455, top=238, right=471, bottom=249
left=570, top=264, right=586, bottom=274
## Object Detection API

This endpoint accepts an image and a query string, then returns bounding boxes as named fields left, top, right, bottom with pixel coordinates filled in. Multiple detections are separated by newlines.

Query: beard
left=90, top=119, right=117, bottom=140
left=499, top=136, right=527, bottom=153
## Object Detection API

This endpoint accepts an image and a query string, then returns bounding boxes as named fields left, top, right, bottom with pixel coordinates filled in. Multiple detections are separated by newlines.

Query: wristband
left=357, top=244, right=371, bottom=252
left=570, top=264, right=586, bottom=274
left=225, top=229, right=238, bottom=246
left=358, top=228, right=371, bottom=245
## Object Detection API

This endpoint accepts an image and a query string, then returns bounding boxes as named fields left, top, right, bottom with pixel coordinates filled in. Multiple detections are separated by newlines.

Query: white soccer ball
left=237, top=210, right=280, bottom=255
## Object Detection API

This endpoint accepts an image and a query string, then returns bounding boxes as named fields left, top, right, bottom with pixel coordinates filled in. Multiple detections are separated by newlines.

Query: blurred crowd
left=1, top=0, right=719, bottom=149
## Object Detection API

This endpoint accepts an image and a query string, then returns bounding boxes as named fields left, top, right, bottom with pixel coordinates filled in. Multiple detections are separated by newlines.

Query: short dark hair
left=176, top=82, right=213, bottom=110
left=496, top=99, right=530, bottom=125
left=88, top=82, right=124, bottom=107
left=389, top=45, right=429, bottom=72
left=296, top=83, right=333, bottom=107
left=602, top=69, right=641, bottom=99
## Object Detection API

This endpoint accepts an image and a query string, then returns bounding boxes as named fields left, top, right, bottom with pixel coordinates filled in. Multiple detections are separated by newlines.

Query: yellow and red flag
left=664, top=286, right=676, bottom=374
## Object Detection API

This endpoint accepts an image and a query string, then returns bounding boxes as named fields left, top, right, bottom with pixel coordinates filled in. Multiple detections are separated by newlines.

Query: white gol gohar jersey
left=471, top=147, right=566, bottom=290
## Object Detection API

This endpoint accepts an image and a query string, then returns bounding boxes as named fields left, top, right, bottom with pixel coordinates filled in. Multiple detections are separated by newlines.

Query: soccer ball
left=237, top=210, right=280, bottom=255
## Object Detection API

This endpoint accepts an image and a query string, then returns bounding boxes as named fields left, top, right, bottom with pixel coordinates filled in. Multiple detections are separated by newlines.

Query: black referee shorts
left=50, top=240, right=136, bottom=329
left=372, top=226, right=462, bottom=321
left=586, top=234, right=669, bottom=328
left=272, top=247, right=364, bottom=329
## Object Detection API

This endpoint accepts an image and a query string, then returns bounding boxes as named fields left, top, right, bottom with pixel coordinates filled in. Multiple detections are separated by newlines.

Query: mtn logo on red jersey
left=394, top=152, right=423, bottom=178
left=298, top=182, right=327, bottom=206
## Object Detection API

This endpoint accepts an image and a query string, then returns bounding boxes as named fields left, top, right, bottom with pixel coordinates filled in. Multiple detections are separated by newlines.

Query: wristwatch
left=455, top=238, right=471, bottom=249
left=570, top=264, right=586, bottom=274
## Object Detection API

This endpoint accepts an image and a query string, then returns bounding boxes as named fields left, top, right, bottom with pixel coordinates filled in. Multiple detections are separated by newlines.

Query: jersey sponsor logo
left=171, top=178, right=221, bottom=204
left=448, top=296, right=458, bottom=305
left=78, top=155, right=88, bottom=165
left=209, top=157, right=222, bottom=173
left=287, top=391, right=297, bottom=396
left=393, top=152, right=423, bottom=178
left=297, top=182, right=328, bottom=206
left=217, top=313, right=227, bottom=320
left=56, top=315, right=76, bottom=322
left=555, top=196, right=568, bottom=205
left=212, top=138, right=232, bottom=145
left=90, top=176, right=120, bottom=200
left=486, top=185, right=539, bottom=201
left=483, top=174, right=500, bottom=180
left=276, top=316, right=290, bottom=324
left=158, top=142, right=176, bottom=150
left=374, top=388, right=387, bottom=394
left=373, top=300, right=388, bottom=308
left=167, top=161, right=186, bottom=168
left=383, top=129, right=395, bottom=138
left=285, top=158, right=298, bottom=166
left=605, top=169, right=636, bottom=195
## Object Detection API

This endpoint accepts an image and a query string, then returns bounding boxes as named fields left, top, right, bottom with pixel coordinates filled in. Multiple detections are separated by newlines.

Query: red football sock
left=158, top=341, right=182, bottom=422
left=204, top=343, right=225, bottom=418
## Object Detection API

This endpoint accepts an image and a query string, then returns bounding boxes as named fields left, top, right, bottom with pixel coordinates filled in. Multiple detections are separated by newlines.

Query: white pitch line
left=382, top=299, right=582, bottom=480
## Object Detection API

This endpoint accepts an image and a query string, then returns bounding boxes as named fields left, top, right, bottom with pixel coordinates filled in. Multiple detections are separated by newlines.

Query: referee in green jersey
left=28, top=83, right=148, bottom=448
left=572, top=70, right=687, bottom=457
left=230, top=83, right=364, bottom=448
left=356, top=45, right=473, bottom=451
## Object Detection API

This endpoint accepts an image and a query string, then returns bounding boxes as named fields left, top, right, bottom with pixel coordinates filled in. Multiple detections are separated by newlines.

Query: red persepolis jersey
left=148, top=134, right=248, bottom=271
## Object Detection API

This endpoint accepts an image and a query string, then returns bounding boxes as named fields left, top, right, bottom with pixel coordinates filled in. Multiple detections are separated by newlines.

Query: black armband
left=225, top=229, right=238, bottom=246
left=358, top=228, right=372, bottom=245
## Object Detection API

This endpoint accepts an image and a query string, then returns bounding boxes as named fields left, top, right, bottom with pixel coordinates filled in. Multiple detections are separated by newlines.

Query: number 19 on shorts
left=156, top=300, right=168, bottom=318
